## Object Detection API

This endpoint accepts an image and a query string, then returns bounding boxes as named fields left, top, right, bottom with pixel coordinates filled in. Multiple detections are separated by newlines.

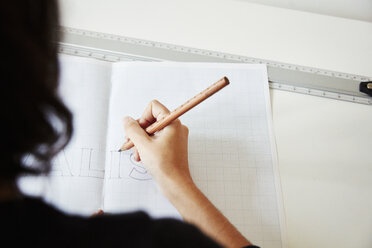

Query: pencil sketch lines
left=128, top=153, right=152, bottom=181
left=108, top=150, right=152, bottom=180
left=108, top=150, right=123, bottom=179
left=50, top=147, right=105, bottom=179
left=25, top=147, right=153, bottom=181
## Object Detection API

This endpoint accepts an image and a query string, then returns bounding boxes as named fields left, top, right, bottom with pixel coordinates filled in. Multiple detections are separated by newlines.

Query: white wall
left=60, top=0, right=372, bottom=77
left=237, top=0, right=372, bottom=22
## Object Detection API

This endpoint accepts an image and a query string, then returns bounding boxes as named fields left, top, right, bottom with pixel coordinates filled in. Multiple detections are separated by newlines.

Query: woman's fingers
left=91, top=209, right=104, bottom=217
left=133, top=147, right=141, bottom=162
left=123, top=100, right=170, bottom=156
left=123, top=116, right=151, bottom=150
left=139, top=100, right=170, bottom=128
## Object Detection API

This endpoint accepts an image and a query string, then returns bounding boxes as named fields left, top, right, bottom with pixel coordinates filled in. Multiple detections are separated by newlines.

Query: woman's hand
left=123, top=100, right=251, bottom=248
left=123, top=100, right=193, bottom=196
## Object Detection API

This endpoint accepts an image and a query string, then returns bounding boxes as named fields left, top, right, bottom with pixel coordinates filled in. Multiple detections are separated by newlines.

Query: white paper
left=19, top=55, right=112, bottom=215
left=18, top=55, right=286, bottom=247
left=104, top=62, right=285, bottom=247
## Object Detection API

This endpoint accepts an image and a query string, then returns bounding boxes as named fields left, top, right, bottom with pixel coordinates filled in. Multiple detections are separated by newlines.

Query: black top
left=1, top=196, right=259, bottom=248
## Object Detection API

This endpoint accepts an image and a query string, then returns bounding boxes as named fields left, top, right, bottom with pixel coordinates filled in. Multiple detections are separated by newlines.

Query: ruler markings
left=59, top=27, right=372, bottom=105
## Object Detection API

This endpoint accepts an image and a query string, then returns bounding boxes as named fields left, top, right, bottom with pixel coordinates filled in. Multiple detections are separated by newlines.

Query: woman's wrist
left=155, top=170, right=198, bottom=205
left=155, top=164, right=251, bottom=248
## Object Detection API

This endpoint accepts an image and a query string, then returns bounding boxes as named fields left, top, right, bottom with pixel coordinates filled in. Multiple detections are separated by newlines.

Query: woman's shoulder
left=1, top=196, right=151, bottom=246
left=1, top=196, right=222, bottom=247
left=150, top=217, right=223, bottom=247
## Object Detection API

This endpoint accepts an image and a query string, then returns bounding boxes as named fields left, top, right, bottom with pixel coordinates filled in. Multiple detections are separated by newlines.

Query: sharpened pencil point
left=117, top=149, right=122, bottom=152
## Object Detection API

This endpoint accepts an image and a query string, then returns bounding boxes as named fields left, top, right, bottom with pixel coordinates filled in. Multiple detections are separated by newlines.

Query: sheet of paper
left=103, top=66, right=181, bottom=218
left=104, top=62, right=286, bottom=247
left=18, top=55, right=112, bottom=216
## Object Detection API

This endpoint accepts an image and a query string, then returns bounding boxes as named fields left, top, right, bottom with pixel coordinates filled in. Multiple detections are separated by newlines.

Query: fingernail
left=123, top=116, right=131, bottom=124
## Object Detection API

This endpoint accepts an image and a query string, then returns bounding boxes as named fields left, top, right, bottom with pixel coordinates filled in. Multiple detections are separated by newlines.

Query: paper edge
left=261, top=65, right=289, bottom=248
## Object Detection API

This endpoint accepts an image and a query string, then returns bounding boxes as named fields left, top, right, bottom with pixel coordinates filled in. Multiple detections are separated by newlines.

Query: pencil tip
left=117, top=149, right=122, bottom=152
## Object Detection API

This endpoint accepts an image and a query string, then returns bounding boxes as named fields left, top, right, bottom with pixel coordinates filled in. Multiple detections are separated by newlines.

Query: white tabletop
left=60, top=0, right=372, bottom=247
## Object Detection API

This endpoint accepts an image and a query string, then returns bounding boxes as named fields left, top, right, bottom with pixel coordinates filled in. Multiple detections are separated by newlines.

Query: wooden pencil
left=118, top=76, right=230, bottom=152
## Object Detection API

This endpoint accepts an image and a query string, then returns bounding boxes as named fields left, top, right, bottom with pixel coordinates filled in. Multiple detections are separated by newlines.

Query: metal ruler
left=59, top=26, right=372, bottom=105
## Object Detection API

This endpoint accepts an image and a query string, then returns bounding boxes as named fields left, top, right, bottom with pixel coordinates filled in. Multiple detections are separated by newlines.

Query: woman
left=0, top=1, right=258, bottom=247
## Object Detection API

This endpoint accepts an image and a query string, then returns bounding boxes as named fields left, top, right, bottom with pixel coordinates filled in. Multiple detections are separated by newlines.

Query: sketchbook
left=19, top=54, right=286, bottom=247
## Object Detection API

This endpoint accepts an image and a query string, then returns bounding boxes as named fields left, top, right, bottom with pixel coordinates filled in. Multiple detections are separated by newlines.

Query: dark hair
left=0, top=1, right=73, bottom=182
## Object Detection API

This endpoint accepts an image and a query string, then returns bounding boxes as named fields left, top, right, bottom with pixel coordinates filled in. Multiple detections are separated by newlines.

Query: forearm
left=123, top=102, right=251, bottom=247
left=163, top=178, right=251, bottom=248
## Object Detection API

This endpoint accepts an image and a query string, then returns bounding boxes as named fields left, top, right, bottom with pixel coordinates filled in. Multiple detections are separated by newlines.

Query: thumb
left=123, top=116, right=151, bottom=149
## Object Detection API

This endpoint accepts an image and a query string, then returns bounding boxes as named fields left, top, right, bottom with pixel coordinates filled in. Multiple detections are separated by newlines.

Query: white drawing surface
left=103, top=62, right=285, bottom=247
left=18, top=55, right=286, bottom=247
